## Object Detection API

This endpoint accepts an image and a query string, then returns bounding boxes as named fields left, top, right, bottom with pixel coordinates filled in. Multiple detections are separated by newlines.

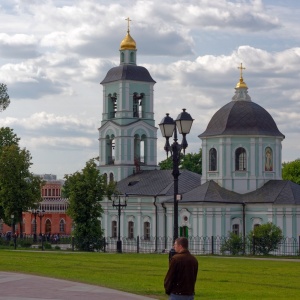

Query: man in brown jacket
left=164, top=237, right=198, bottom=300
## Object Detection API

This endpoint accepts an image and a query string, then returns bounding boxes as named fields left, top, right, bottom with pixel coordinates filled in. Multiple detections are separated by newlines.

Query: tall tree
left=0, top=128, right=43, bottom=234
left=0, top=83, right=10, bottom=112
left=0, top=144, right=43, bottom=234
left=282, top=159, right=300, bottom=185
left=64, top=159, right=106, bottom=251
left=159, top=148, right=202, bottom=175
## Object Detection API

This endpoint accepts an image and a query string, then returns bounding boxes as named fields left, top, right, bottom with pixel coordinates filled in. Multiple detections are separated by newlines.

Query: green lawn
left=0, top=251, right=299, bottom=299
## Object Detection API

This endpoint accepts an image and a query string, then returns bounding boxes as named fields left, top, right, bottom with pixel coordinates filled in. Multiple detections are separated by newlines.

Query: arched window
left=143, top=221, right=150, bottom=240
left=103, top=173, right=107, bottom=185
left=133, top=92, right=144, bottom=118
left=232, top=224, right=239, bottom=235
left=209, top=148, right=217, bottom=171
left=109, top=93, right=117, bottom=119
left=235, top=147, right=247, bottom=171
left=265, top=147, right=273, bottom=171
left=45, top=219, right=51, bottom=235
left=130, top=52, right=135, bottom=62
left=59, top=219, right=65, bottom=233
left=121, top=52, right=124, bottom=63
left=112, top=221, right=117, bottom=238
left=106, top=135, right=115, bottom=165
left=128, top=221, right=134, bottom=239
left=109, top=173, right=114, bottom=183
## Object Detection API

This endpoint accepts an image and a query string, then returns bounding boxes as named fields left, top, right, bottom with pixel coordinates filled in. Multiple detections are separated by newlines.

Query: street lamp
left=112, top=193, right=128, bottom=253
left=11, top=214, right=14, bottom=236
left=31, top=209, right=38, bottom=242
left=159, top=108, right=194, bottom=243
left=38, top=210, right=45, bottom=238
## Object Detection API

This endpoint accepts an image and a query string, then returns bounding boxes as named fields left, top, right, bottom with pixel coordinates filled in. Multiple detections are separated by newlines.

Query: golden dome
left=236, top=77, right=248, bottom=89
left=120, top=31, right=136, bottom=50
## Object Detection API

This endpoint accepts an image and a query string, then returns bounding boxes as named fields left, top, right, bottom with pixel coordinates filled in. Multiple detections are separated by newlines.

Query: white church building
left=98, top=26, right=300, bottom=253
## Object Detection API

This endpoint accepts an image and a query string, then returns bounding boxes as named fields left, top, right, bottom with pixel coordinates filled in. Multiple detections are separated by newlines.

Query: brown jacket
left=164, top=250, right=198, bottom=296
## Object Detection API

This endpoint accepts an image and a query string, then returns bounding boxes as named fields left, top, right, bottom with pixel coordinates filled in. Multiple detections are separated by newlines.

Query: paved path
left=0, top=272, right=156, bottom=300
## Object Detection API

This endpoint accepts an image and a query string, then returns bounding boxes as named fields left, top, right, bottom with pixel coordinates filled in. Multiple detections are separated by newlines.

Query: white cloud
left=0, top=0, right=300, bottom=179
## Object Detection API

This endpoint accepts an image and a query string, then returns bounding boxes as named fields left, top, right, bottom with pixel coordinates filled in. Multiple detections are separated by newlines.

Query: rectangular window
left=232, top=224, right=239, bottom=235
left=144, top=222, right=150, bottom=240
left=128, top=221, right=134, bottom=239
left=112, top=221, right=117, bottom=238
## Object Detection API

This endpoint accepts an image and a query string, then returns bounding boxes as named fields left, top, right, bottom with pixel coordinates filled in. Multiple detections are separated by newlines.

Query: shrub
left=44, top=242, right=52, bottom=250
left=18, top=240, right=32, bottom=248
left=248, top=222, right=283, bottom=255
left=221, top=232, right=244, bottom=255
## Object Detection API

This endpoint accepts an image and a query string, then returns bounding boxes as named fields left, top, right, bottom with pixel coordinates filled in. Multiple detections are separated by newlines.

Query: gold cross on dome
left=125, top=17, right=132, bottom=32
left=238, top=63, right=246, bottom=78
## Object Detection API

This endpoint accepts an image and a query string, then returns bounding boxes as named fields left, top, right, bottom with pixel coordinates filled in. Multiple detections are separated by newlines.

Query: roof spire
left=232, top=62, right=251, bottom=101
left=238, top=63, right=245, bottom=79
left=125, top=17, right=132, bottom=33
left=120, top=17, right=136, bottom=50
left=235, top=62, right=248, bottom=89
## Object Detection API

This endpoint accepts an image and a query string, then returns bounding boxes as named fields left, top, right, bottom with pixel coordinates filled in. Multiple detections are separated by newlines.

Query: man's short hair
left=176, top=237, right=188, bottom=249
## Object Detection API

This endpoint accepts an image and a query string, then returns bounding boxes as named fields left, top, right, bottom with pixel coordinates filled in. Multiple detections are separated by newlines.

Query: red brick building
left=0, top=175, right=72, bottom=237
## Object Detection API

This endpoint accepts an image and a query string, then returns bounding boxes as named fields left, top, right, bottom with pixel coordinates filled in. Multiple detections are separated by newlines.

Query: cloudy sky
left=0, top=0, right=300, bottom=180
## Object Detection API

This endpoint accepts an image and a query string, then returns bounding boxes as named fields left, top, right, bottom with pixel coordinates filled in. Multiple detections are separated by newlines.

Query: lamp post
left=112, top=193, right=128, bottom=253
left=11, top=214, right=14, bottom=236
left=159, top=108, right=194, bottom=244
left=31, top=209, right=38, bottom=242
left=38, top=210, right=45, bottom=237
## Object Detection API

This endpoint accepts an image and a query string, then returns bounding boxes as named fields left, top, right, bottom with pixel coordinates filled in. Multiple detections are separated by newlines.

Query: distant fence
left=103, top=236, right=300, bottom=256
left=1, top=235, right=299, bottom=256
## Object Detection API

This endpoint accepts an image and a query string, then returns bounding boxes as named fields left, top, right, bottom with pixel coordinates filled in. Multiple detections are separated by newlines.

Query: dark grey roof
left=117, top=170, right=300, bottom=205
left=164, top=180, right=242, bottom=204
left=101, top=64, right=156, bottom=84
left=243, top=180, right=300, bottom=204
left=199, top=101, right=285, bottom=138
left=116, top=170, right=201, bottom=196
left=158, top=177, right=300, bottom=205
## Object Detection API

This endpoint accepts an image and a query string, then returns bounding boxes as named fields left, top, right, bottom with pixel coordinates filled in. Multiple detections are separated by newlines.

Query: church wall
left=101, top=197, right=300, bottom=242
left=202, top=135, right=283, bottom=194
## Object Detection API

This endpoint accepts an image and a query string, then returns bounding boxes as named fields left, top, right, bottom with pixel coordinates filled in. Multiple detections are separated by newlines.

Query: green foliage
left=248, top=223, right=283, bottom=255
left=64, top=159, right=105, bottom=251
left=0, top=127, right=20, bottom=151
left=181, top=149, right=202, bottom=174
left=43, top=242, right=52, bottom=250
left=159, top=148, right=202, bottom=174
left=0, top=128, right=44, bottom=228
left=158, top=156, right=173, bottom=170
left=221, top=232, right=244, bottom=255
left=0, top=83, right=10, bottom=112
left=282, top=159, right=300, bottom=184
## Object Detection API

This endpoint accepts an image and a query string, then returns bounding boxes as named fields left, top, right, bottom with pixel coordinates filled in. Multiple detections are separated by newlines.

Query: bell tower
left=98, top=18, right=158, bottom=182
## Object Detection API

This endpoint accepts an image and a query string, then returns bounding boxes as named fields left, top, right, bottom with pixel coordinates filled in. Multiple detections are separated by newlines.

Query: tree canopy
left=0, top=127, right=43, bottom=234
left=64, top=159, right=107, bottom=251
left=282, top=159, right=300, bottom=185
left=159, top=148, right=202, bottom=174
left=0, top=83, right=10, bottom=112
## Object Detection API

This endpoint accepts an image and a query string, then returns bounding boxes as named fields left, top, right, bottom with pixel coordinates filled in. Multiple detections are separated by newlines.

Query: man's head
left=174, top=237, right=188, bottom=253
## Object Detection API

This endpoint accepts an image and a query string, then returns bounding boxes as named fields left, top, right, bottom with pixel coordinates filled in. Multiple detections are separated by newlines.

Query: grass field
left=0, top=250, right=299, bottom=299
